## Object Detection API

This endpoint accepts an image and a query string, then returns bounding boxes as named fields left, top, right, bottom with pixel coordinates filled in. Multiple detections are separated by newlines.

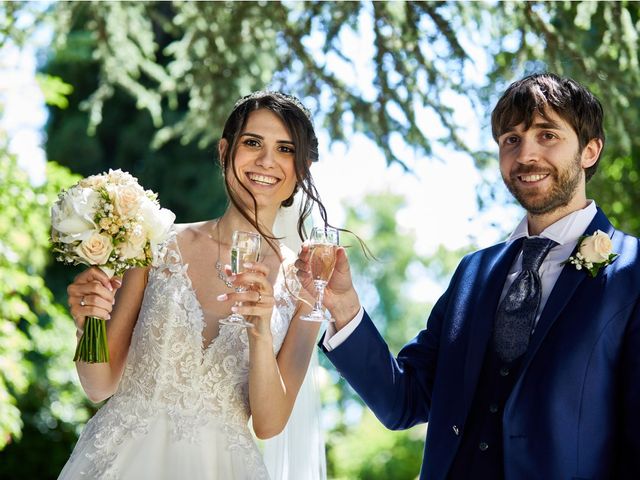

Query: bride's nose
left=255, top=148, right=276, bottom=169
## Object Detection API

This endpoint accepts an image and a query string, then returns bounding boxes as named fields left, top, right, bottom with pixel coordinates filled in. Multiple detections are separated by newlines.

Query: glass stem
left=314, top=281, right=326, bottom=312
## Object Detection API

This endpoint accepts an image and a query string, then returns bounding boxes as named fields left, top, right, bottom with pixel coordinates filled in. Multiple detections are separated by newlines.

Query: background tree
left=43, top=2, right=227, bottom=224
left=47, top=1, right=479, bottom=169
left=44, top=1, right=640, bottom=232
left=0, top=145, right=96, bottom=478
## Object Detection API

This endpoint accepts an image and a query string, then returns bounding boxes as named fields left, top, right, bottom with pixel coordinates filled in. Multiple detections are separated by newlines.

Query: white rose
left=139, top=198, right=175, bottom=247
left=109, top=183, right=145, bottom=218
left=107, top=169, right=137, bottom=186
left=75, top=231, right=113, bottom=265
left=119, top=224, right=148, bottom=260
left=579, top=230, right=612, bottom=263
left=51, top=186, right=99, bottom=243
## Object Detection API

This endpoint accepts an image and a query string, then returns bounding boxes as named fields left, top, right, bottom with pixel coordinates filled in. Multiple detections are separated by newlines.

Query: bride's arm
left=225, top=261, right=318, bottom=439
left=248, top=300, right=319, bottom=439
left=67, top=266, right=148, bottom=403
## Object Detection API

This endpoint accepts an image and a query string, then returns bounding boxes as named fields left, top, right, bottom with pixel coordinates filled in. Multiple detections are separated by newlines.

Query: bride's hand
left=295, top=242, right=361, bottom=328
left=67, top=267, right=122, bottom=334
left=217, top=262, right=275, bottom=337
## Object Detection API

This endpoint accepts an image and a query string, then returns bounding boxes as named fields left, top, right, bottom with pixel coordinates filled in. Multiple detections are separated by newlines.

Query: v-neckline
left=172, top=236, right=286, bottom=352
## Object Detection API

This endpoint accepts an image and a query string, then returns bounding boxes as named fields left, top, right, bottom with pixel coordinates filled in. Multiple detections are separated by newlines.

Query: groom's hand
left=296, top=243, right=361, bottom=330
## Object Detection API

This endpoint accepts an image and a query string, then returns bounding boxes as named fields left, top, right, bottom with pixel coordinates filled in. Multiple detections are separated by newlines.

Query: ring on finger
left=256, top=291, right=262, bottom=304
left=80, top=296, right=86, bottom=307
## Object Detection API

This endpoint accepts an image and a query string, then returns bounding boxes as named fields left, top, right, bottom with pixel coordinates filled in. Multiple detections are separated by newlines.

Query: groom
left=298, top=74, right=640, bottom=478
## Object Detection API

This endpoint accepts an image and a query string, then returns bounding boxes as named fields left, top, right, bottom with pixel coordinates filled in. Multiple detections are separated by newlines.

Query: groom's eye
left=501, top=135, right=519, bottom=146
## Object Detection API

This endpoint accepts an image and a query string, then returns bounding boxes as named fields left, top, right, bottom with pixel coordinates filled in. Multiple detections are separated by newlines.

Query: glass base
left=300, top=309, right=333, bottom=322
left=219, top=313, right=254, bottom=328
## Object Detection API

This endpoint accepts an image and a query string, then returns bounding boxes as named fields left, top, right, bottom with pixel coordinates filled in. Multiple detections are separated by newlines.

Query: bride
left=59, top=91, right=327, bottom=479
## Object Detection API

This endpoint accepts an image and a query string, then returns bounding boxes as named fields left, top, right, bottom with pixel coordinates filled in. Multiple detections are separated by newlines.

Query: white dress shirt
left=324, top=201, right=598, bottom=351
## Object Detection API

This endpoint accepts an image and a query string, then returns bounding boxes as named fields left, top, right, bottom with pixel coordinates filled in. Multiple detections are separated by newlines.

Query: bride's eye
left=279, top=145, right=295, bottom=154
left=243, top=139, right=260, bottom=148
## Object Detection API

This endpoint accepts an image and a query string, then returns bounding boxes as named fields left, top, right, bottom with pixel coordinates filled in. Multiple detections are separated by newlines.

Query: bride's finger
left=297, top=242, right=311, bottom=261
left=242, top=261, right=269, bottom=276
left=230, top=272, right=271, bottom=292
left=68, top=282, right=114, bottom=306
left=231, top=300, right=274, bottom=319
left=73, top=267, right=113, bottom=291
left=69, top=301, right=112, bottom=328
left=218, top=290, right=272, bottom=305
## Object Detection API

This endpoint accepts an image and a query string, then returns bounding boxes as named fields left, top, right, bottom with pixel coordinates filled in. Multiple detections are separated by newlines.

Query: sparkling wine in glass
left=219, top=230, right=261, bottom=328
left=301, top=226, right=339, bottom=322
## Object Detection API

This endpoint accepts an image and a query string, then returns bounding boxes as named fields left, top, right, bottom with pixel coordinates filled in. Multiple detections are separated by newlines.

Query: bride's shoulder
left=174, top=220, right=213, bottom=241
left=173, top=220, right=214, bottom=255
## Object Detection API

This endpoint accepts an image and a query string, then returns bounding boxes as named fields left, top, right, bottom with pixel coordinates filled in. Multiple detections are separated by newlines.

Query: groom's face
left=498, top=109, right=587, bottom=216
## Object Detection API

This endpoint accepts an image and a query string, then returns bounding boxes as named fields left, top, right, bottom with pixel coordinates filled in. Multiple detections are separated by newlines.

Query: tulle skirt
left=58, top=412, right=269, bottom=480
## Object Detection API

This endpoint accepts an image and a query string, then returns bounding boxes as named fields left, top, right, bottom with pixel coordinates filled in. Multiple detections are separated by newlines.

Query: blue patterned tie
left=493, top=237, right=557, bottom=363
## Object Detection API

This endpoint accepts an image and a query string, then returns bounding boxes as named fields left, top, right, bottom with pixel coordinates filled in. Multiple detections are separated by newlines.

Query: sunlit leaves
left=0, top=151, right=94, bottom=473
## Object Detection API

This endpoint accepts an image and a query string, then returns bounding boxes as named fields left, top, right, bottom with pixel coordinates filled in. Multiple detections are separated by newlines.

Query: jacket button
left=500, top=366, right=510, bottom=376
left=452, top=425, right=460, bottom=436
left=489, top=404, right=499, bottom=414
left=479, top=442, right=489, bottom=451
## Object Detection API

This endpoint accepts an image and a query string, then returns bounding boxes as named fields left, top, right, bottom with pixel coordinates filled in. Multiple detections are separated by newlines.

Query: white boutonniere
left=563, top=230, right=618, bottom=278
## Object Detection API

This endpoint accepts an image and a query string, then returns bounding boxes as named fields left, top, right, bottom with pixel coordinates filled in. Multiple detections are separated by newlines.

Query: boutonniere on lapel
left=563, top=230, right=618, bottom=278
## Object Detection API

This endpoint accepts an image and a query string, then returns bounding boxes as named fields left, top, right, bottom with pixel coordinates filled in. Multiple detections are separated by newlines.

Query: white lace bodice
left=68, top=234, right=301, bottom=479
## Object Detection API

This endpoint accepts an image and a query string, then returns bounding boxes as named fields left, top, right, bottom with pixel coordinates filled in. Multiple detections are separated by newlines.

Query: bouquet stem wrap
left=74, top=316, right=110, bottom=363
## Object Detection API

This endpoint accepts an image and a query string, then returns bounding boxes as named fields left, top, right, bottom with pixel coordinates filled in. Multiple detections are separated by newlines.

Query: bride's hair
left=218, top=91, right=329, bottom=251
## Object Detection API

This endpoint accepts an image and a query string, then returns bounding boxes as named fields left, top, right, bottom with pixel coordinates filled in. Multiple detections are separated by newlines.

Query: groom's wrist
left=329, top=290, right=361, bottom=330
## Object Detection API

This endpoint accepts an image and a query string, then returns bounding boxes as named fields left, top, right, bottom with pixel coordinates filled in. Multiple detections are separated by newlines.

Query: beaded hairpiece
left=233, top=90, right=313, bottom=123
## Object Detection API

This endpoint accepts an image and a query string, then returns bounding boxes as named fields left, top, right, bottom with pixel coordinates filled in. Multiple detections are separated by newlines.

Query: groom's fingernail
left=231, top=306, right=239, bottom=313
left=216, top=294, right=227, bottom=301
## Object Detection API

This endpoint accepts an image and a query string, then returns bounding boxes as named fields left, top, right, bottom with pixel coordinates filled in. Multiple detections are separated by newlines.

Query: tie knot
left=521, top=237, right=557, bottom=271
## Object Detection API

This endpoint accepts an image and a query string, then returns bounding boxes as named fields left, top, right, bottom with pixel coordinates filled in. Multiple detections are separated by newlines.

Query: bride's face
left=223, top=109, right=298, bottom=211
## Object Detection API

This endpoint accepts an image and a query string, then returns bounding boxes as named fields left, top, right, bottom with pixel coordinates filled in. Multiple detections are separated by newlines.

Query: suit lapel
left=519, top=208, right=615, bottom=373
left=461, top=237, right=524, bottom=411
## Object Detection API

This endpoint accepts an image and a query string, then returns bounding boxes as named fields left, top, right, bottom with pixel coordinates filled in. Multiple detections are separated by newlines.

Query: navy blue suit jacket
left=323, top=209, right=640, bottom=479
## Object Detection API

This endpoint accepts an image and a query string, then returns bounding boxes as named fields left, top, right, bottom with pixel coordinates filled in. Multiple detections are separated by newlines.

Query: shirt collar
left=508, top=200, right=598, bottom=246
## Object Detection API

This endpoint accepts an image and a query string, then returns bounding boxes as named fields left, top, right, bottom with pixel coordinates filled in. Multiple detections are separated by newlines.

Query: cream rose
left=75, top=232, right=113, bottom=265
left=119, top=224, right=148, bottom=260
left=110, top=183, right=144, bottom=218
left=579, top=230, right=612, bottom=263
left=79, top=175, right=106, bottom=189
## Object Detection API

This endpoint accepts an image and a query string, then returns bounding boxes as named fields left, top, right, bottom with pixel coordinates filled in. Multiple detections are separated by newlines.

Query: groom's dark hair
left=491, top=73, right=605, bottom=182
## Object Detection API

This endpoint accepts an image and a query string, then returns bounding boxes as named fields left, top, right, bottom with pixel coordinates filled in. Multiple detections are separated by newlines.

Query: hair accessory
left=234, top=91, right=313, bottom=122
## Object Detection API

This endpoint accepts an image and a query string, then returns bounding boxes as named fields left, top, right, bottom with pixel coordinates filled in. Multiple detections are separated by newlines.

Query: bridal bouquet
left=51, top=169, right=175, bottom=363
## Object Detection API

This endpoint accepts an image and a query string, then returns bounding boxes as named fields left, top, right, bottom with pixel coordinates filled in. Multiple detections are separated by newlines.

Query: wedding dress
left=58, top=234, right=305, bottom=479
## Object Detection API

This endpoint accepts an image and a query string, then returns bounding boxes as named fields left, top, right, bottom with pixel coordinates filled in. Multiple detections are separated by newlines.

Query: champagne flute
left=219, top=230, right=261, bottom=328
left=301, top=226, right=339, bottom=322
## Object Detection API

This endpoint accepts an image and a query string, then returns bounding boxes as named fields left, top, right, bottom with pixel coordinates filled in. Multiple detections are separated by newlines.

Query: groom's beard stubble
left=503, top=151, right=583, bottom=216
